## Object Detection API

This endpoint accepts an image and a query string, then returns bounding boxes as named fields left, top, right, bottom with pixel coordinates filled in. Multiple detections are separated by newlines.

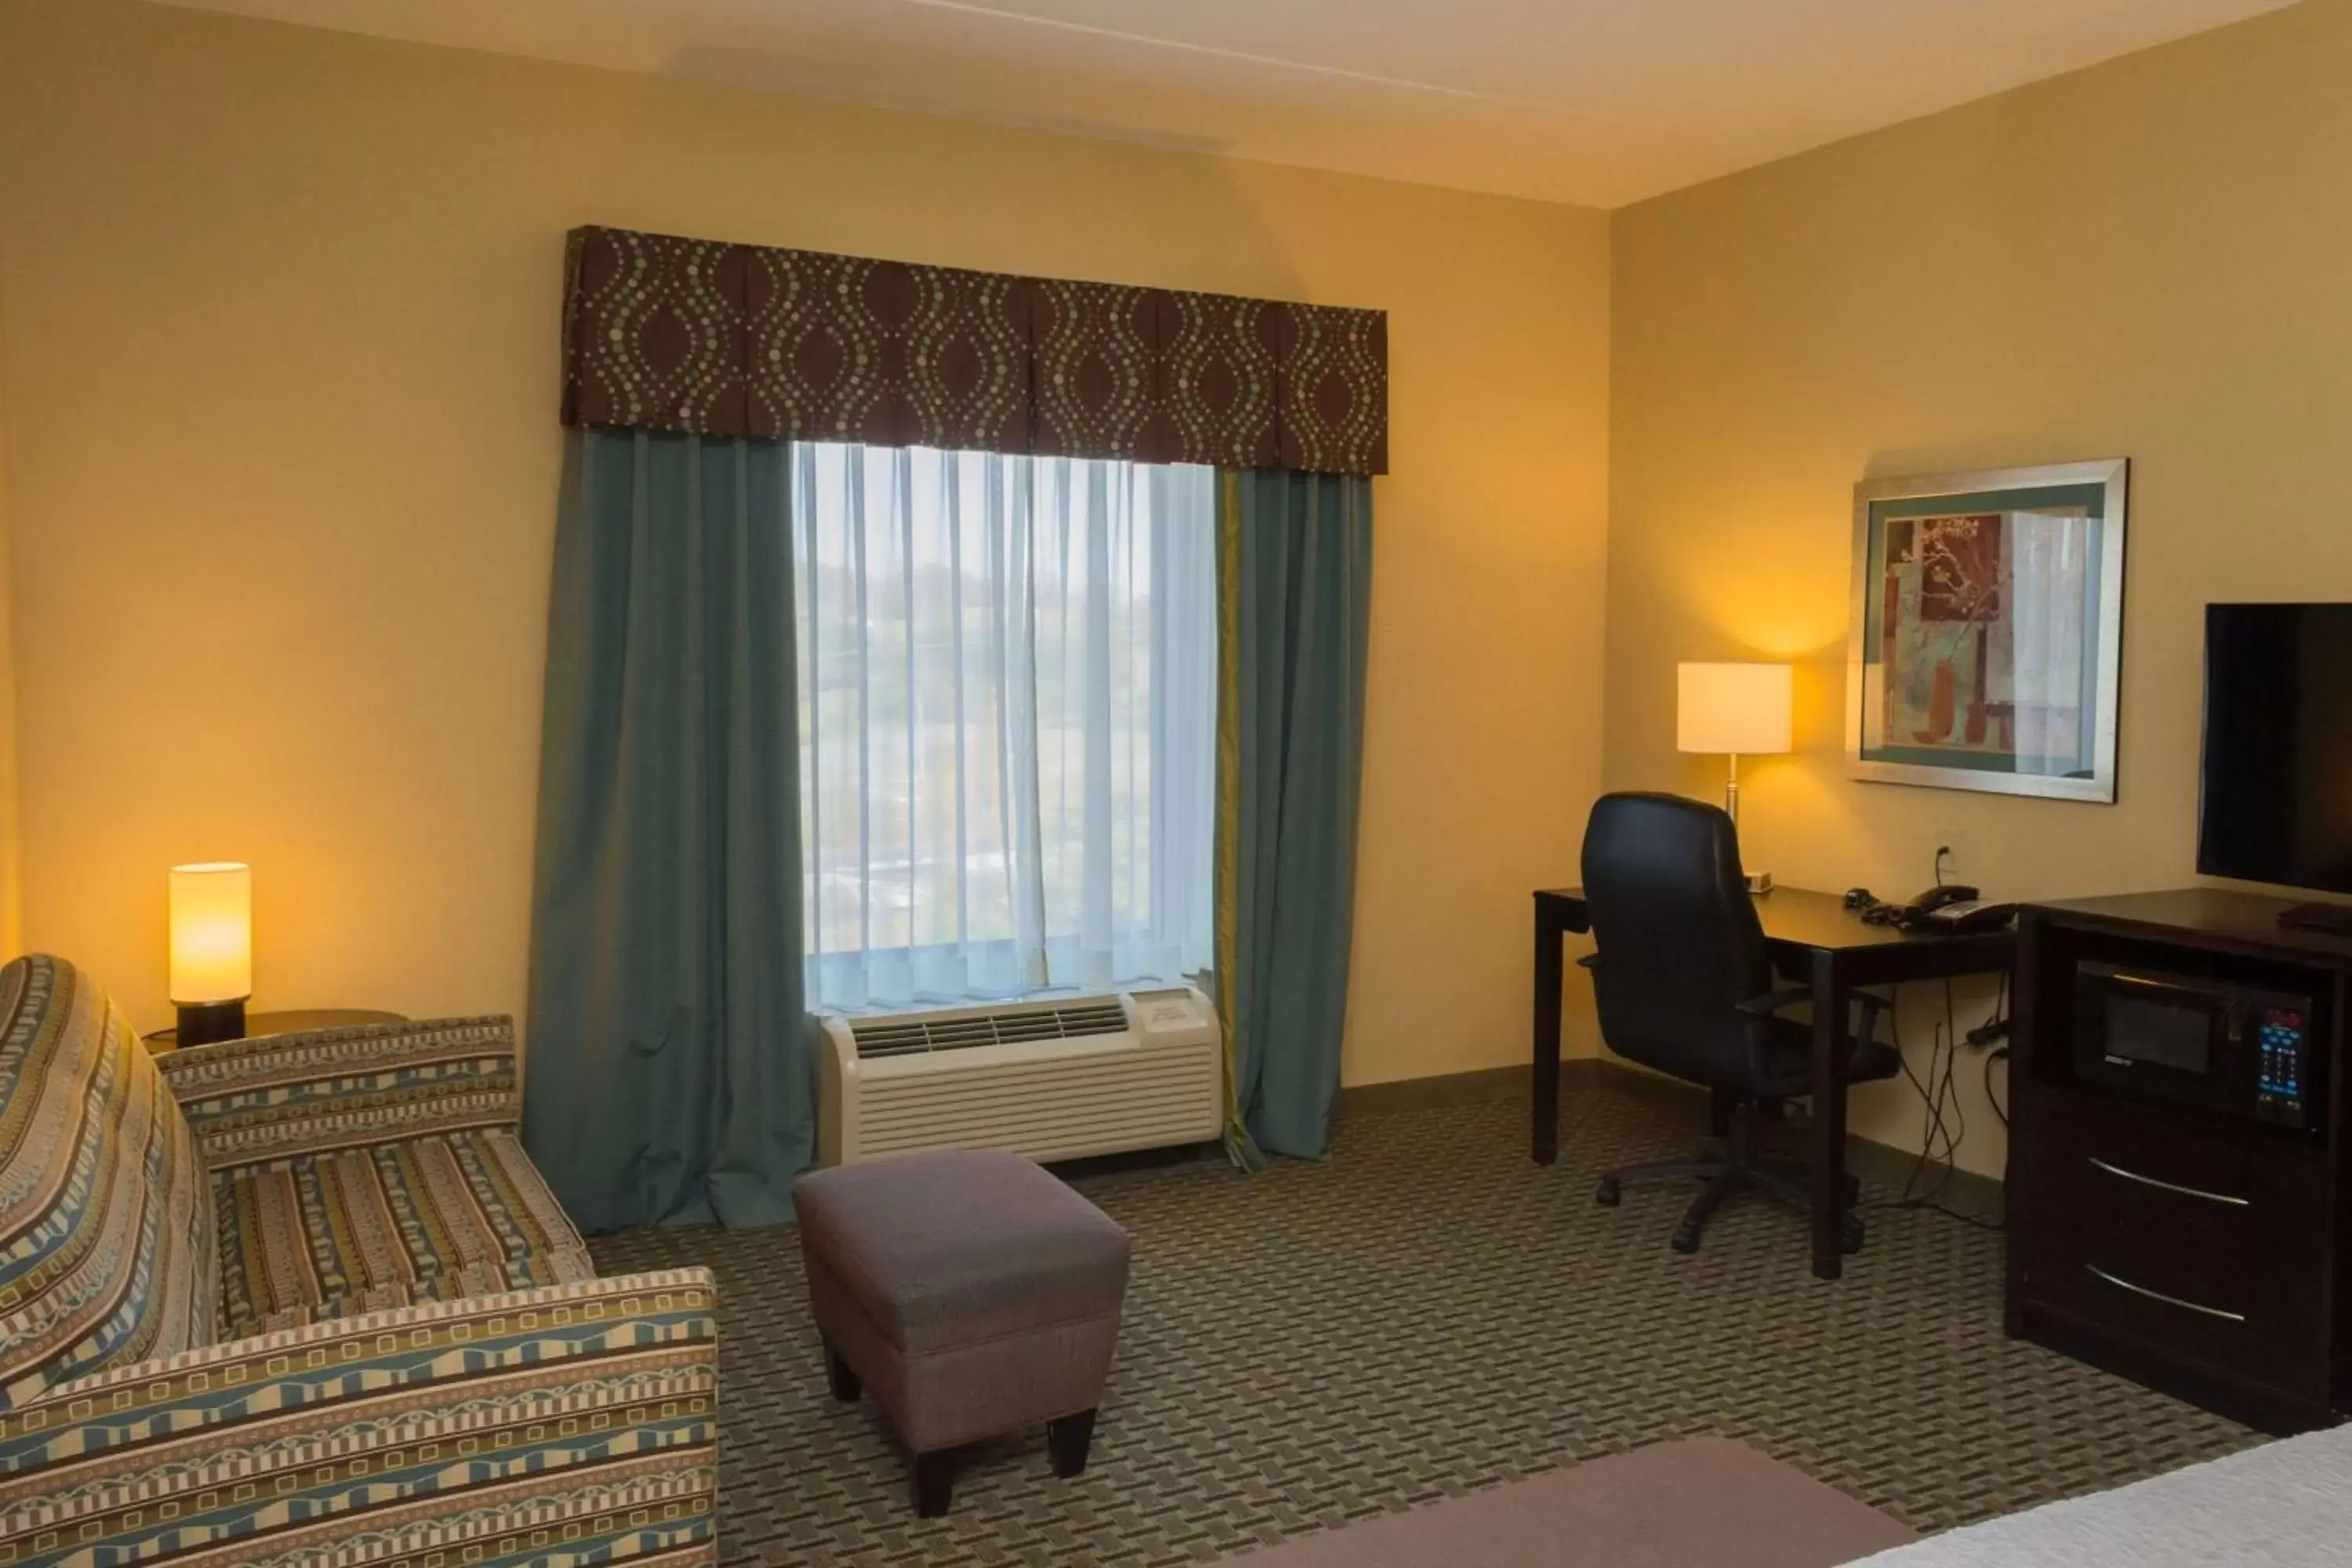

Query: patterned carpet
left=594, top=1073, right=2258, bottom=1566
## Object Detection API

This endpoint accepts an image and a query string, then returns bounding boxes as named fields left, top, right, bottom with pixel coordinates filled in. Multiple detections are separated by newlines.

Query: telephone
left=1857, top=883, right=2020, bottom=935
left=1910, top=883, right=1978, bottom=916
left=1900, top=884, right=2017, bottom=934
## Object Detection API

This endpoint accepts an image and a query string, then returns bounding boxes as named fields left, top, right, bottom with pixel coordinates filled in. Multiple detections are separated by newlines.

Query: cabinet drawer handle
left=2087, top=1156, right=2249, bottom=1207
left=2085, top=1264, right=2247, bottom=1323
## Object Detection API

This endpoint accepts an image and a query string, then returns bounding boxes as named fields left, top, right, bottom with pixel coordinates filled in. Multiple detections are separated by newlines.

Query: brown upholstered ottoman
left=793, top=1149, right=1133, bottom=1515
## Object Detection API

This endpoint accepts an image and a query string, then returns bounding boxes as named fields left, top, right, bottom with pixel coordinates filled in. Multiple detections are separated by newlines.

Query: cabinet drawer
left=2013, top=1085, right=2328, bottom=1401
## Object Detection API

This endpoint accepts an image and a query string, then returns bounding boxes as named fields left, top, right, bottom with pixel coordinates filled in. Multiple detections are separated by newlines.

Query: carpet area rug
left=593, top=1076, right=2255, bottom=1566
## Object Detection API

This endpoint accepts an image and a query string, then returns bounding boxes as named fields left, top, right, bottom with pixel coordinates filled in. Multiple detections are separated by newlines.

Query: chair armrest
left=0, top=1270, right=717, bottom=1564
left=1735, top=985, right=1814, bottom=1018
left=154, top=1015, right=520, bottom=1171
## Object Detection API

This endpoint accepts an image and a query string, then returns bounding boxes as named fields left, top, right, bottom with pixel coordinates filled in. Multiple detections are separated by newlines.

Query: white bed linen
left=1852, top=1425, right=2352, bottom=1566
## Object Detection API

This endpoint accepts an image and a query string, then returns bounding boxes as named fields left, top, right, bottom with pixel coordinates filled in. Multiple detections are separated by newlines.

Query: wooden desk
left=1534, top=885, right=2014, bottom=1279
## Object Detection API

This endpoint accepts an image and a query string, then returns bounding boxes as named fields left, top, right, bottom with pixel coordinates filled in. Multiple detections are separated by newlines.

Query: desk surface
left=1537, top=884, right=2010, bottom=956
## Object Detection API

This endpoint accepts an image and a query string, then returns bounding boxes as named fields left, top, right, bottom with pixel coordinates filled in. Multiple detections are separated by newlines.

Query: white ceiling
left=155, top=0, right=2299, bottom=207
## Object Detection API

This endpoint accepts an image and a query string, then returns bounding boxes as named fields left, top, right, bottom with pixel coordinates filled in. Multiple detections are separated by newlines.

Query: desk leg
left=1533, top=906, right=1564, bottom=1165
left=1809, top=950, right=1848, bottom=1281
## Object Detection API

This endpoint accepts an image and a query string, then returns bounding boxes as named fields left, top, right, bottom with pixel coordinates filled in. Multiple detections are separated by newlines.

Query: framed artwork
left=1846, top=459, right=2128, bottom=802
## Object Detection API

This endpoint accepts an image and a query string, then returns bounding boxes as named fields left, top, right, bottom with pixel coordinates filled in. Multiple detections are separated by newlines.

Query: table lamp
left=1677, top=662, right=1792, bottom=894
left=169, top=862, right=252, bottom=1046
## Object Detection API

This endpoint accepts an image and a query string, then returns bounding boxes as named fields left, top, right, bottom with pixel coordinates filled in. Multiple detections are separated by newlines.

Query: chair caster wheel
left=1595, top=1177, right=1621, bottom=1207
left=1670, top=1225, right=1700, bottom=1254
left=1840, top=1214, right=1867, bottom=1255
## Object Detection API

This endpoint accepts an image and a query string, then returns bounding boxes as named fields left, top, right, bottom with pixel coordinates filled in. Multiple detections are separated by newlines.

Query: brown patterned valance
left=561, top=226, right=1386, bottom=476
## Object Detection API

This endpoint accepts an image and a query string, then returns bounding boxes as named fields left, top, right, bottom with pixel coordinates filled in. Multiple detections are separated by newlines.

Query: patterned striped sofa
left=0, top=954, right=719, bottom=1566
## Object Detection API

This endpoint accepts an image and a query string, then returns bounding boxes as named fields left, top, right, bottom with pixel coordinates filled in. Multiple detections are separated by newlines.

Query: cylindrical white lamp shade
left=1677, top=662, right=1793, bottom=756
left=169, top=862, right=252, bottom=1004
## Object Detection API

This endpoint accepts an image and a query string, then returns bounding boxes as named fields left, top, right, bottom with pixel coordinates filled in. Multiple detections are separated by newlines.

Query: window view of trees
left=795, top=445, right=1215, bottom=1010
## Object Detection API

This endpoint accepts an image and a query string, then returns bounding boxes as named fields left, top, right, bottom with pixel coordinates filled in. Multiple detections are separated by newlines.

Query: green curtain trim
left=1213, top=468, right=1264, bottom=1173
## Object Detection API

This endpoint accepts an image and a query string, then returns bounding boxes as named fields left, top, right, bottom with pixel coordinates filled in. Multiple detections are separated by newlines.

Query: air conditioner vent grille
left=849, top=1000, right=1131, bottom=1059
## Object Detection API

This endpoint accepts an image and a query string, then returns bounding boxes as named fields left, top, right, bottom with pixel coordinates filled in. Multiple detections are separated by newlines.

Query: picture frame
left=1846, top=459, right=2128, bottom=802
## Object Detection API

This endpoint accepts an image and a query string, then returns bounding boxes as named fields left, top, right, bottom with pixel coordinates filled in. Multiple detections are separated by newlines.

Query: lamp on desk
left=1677, top=662, right=1791, bottom=895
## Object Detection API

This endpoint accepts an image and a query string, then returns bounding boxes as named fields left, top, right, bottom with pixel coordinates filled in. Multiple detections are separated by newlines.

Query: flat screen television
left=2199, top=603, right=2352, bottom=896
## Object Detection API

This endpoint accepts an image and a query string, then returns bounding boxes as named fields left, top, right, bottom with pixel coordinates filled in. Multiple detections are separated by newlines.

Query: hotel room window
left=794, top=445, right=1216, bottom=1011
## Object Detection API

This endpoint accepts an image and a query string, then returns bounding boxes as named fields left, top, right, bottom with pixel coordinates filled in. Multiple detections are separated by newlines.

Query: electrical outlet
left=1933, top=829, right=1969, bottom=885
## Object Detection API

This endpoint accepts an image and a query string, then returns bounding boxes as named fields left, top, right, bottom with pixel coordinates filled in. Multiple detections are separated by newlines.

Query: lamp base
left=176, top=999, right=248, bottom=1047
left=1745, top=870, right=1775, bottom=895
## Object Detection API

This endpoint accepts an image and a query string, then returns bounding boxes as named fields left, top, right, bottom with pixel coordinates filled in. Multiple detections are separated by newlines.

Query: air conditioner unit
left=817, top=987, right=1223, bottom=1166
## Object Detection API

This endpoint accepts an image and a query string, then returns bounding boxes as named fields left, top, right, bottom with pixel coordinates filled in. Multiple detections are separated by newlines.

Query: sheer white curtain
left=794, top=444, right=1217, bottom=1011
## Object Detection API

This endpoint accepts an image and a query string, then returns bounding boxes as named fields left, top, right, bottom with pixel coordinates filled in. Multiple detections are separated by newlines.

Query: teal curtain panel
left=525, top=429, right=814, bottom=1230
left=1214, top=468, right=1374, bottom=1163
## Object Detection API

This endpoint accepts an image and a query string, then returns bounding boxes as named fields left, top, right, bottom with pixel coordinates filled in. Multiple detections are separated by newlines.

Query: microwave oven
left=2073, top=960, right=2315, bottom=1131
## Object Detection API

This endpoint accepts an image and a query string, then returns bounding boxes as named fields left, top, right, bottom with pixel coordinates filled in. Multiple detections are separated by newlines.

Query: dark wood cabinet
left=2009, top=890, right=2351, bottom=1433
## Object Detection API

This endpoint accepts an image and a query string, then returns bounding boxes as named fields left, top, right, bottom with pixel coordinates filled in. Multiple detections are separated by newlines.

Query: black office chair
left=1578, top=791, right=1900, bottom=1255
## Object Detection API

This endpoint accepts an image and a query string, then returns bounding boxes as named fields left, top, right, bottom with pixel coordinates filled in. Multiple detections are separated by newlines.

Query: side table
left=145, top=1008, right=407, bottom=1053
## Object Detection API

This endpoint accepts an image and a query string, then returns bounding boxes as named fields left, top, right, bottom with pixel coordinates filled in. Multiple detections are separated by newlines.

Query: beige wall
left=0, top=0, right=1611, bottom=1079
left=0, top=268, right=17, bottom=962
left=1607, top=0, right=2352, bottom=1173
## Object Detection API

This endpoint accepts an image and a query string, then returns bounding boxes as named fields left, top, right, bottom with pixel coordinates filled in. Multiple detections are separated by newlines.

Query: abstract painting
left=1847, top=461, right=2128, bottom=801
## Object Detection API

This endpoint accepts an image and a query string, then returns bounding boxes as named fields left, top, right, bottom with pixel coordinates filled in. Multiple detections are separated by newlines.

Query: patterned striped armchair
left=0, top=954, right=719, bottom=1566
